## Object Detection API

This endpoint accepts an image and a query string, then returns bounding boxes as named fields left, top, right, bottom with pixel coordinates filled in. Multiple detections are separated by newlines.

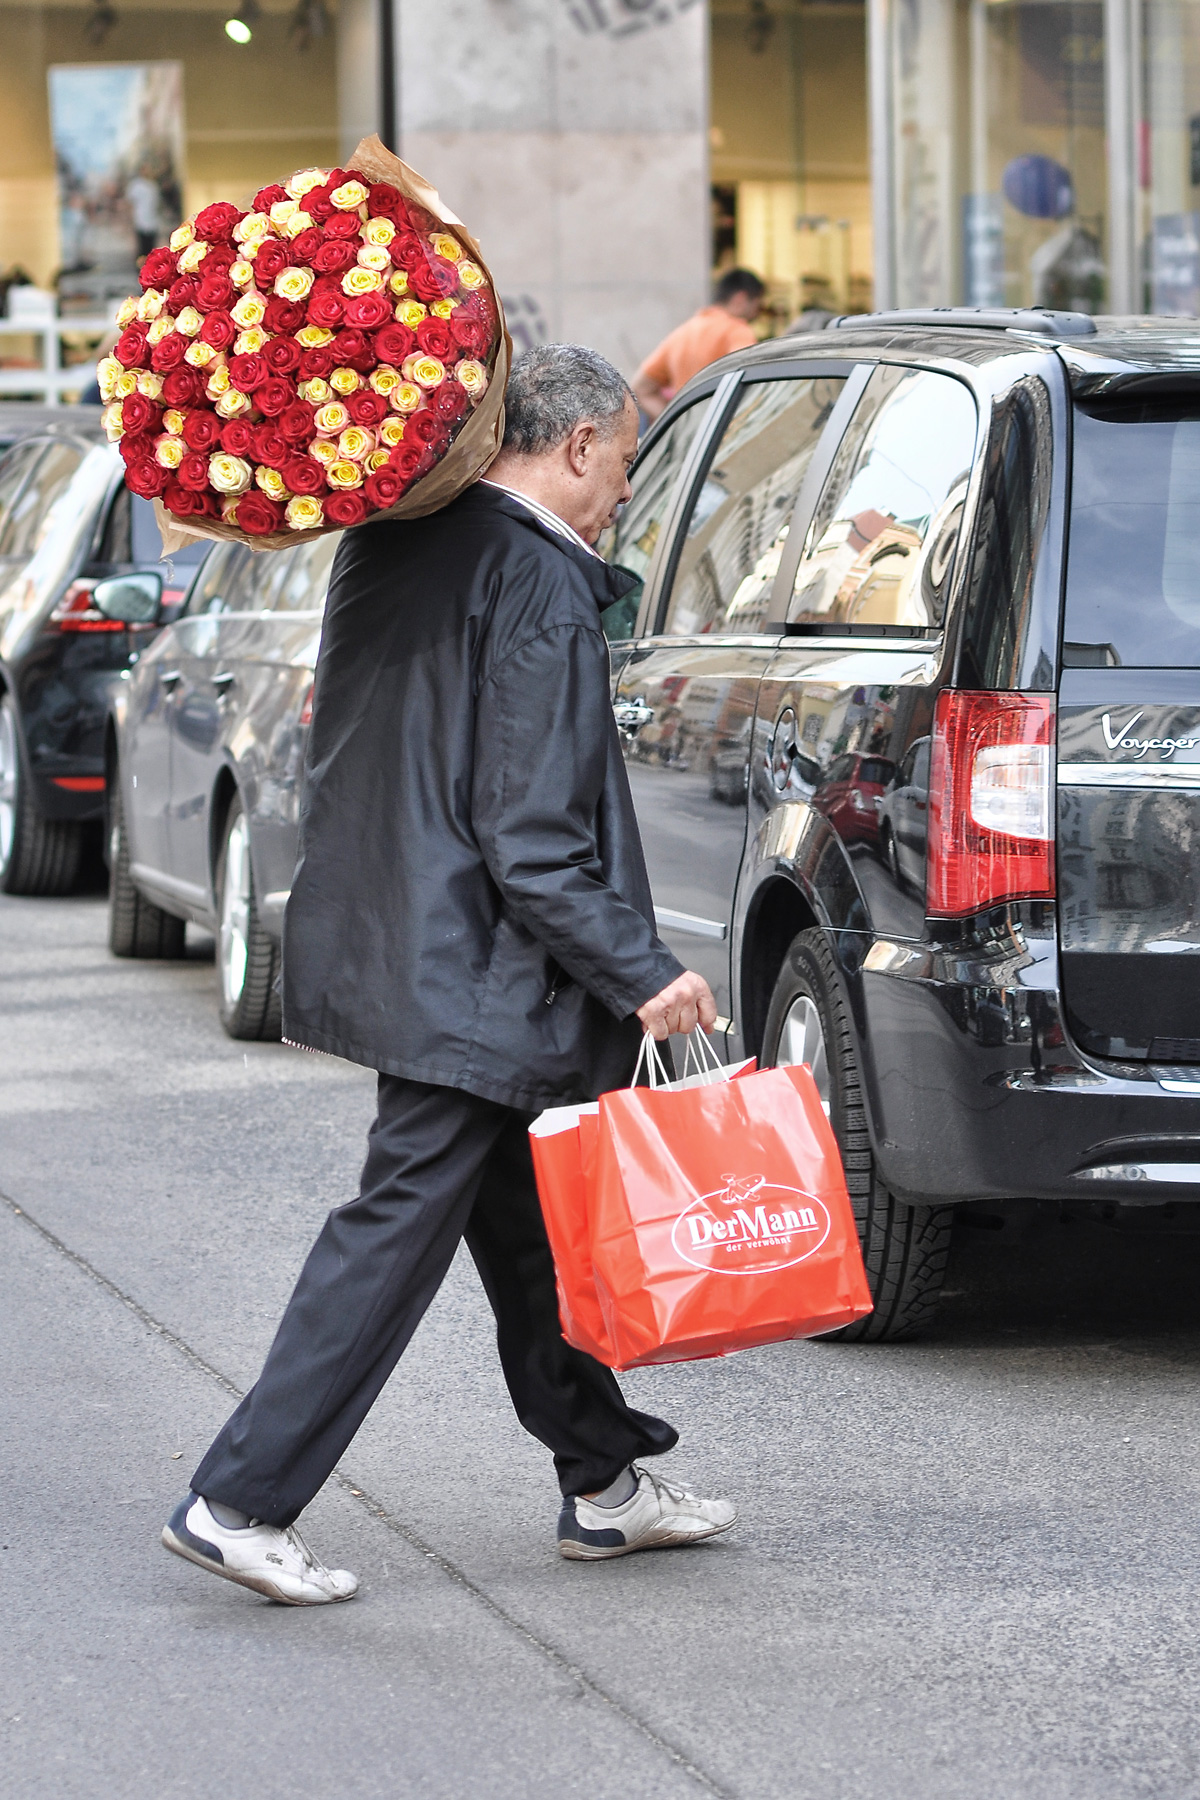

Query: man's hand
left=636, top=971, right=717, bottom=1041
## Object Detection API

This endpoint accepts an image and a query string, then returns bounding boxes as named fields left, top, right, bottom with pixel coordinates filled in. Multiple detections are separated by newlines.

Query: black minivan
left=601, top=306, right=1200, bottom=1340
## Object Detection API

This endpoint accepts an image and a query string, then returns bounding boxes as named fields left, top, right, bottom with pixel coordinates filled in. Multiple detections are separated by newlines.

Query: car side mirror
left=91, top=571, right=163, bottom=625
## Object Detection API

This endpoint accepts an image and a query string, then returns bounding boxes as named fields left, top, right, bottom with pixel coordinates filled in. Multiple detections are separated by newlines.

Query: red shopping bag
left=529, top=1101, right=614, bottom=1364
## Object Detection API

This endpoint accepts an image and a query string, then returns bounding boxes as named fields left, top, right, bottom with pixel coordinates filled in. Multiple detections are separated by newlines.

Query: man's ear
left=565, top=421, right=595, bottom=478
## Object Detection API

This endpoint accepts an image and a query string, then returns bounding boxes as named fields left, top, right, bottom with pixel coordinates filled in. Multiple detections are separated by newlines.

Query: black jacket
left=281, top=483, right=684, bottom=1110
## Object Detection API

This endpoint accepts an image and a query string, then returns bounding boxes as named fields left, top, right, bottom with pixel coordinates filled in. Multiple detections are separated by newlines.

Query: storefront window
left=1141, top=0, right=1200, bottom=311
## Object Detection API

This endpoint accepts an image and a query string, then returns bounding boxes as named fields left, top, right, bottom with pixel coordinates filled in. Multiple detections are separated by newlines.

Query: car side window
left=0, top=443, right=42, bottom=554
left=270, top=532, right=341, bottom=612
left=184, top=541, right=255, bottom=615
left=788, top=366, right=977, bottom=634
left=4, top=441, right=85, bottom=560
left=597, top=395, right=713, bottom=641
left=661, top=375, right=846, bottom=637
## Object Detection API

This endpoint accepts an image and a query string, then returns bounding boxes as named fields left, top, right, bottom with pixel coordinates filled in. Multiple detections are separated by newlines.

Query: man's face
left=569, top=396, right=640, bottom=544
left=724, top=290, right=762, bottom=323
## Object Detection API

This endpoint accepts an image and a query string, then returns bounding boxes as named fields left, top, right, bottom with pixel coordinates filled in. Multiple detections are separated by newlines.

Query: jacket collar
left=465, top=480, right=640, bottom=611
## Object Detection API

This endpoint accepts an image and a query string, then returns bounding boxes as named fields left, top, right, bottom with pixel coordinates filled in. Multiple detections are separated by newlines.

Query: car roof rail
left=826, top=306, right=1098, bottom=339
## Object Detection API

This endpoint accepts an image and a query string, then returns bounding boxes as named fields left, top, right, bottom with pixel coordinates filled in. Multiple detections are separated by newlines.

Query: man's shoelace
left=637, top=1466, right=700, bottom=1509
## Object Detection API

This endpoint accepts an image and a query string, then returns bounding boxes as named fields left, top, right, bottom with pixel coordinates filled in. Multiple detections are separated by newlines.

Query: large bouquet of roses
left=99, top=137, right=510, bottom=552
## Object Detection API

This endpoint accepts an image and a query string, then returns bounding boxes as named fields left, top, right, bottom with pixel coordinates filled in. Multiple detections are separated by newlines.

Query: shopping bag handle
left=631, top=1031, right=673, bottom=1088
left=681, top=1028, right=723, bottom=1080
left=631, top=1028, right=721, bottom=1089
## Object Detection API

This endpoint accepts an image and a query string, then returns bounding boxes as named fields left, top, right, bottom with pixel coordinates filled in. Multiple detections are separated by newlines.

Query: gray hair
left=502, top=343, right=633, bottom=456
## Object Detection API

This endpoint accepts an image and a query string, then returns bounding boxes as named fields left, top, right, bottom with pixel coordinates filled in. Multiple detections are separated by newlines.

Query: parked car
left=600, top=305, right=1200, bottom=1339
left=106, top=531, right=340, bottom=1038
left=0, top=432, right=205, bottom=893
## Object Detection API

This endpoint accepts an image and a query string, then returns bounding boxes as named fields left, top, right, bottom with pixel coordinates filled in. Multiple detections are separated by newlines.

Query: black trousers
left=192, top=1075, right=677, bottom=1528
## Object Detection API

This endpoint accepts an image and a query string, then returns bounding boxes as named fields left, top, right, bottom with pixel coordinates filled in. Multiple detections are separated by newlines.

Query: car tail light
left=927, top=690, right=1055, bottom=917
left=298, top=681, right=314, bottom=727
left=49, top=580, right=125, bottom=633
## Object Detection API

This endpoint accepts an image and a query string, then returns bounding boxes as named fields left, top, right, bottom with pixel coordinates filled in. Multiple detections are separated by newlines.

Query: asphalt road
left=4, top=893, right=1200, bottom=1800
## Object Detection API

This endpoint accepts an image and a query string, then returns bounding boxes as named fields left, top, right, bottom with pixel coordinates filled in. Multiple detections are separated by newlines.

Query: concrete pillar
left=394, top=0, right=710, bottom=378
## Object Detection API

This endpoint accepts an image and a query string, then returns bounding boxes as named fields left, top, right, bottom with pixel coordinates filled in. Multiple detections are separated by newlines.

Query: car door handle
left=614, top=699, right=654, bottom=735
left=159, top=669, right=182, bottom=692
left=212, top=671, right=236, bottom=694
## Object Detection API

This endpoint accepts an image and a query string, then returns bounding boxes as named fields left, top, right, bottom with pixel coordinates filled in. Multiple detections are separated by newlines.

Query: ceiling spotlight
left=288, top=0, right=330, bottom=50
left=224, top=0, right=259, bottom=43
left=84, top=0, right=118, bottom=44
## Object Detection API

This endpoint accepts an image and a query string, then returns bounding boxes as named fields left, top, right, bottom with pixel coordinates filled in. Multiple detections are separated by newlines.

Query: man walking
left=162, top=344, right=736, bottom=1606
left=633, top=268, right=766, bottom=422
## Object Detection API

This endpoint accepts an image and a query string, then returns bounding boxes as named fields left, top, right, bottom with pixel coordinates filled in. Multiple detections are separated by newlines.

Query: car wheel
left=107, top=768, right=186, bottom=958
left=762, top=926, right=952, bottom=1341
left=216, top=796, right=281, bottom=1042
left=0, top=692, right=85, bottom=896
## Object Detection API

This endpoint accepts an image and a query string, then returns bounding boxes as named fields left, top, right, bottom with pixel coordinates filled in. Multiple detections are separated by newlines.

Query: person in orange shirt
left=633, top=268, right=766, bottom=421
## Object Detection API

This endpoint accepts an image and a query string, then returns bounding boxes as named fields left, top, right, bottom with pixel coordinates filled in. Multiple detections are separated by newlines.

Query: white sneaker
left=162, top=1493, right=358, bottom=1606
left=557, top=1466, right=737, bottom=1561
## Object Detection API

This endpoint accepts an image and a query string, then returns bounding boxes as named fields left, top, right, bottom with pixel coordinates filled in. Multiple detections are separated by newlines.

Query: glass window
left=597, top=396, right=714, bottom=640
left=788, top=366, right=976, bottom=634
left=269, top=533, right=341, bottom=612
left=662, top=375, right=846, bottom=637
left=183, top=541, right=255, bottom=616
left=1064, top=396, right=1200, bottom=668
left=0, top=443, right=42, bottom=554
left=1, top=441, right=86, bottom=561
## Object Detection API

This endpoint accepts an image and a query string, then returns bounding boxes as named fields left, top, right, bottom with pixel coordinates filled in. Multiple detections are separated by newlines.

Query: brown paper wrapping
left=154, top=136, right=511, bottom=559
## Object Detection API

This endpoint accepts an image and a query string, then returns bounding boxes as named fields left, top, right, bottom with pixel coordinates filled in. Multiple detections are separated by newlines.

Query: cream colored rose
left=163, top=408, right=186, bottom=435
left=234, top=211, right=271, bottom=244
left=402, top=354, right=445, bottom=390
left=206, top=365, right=232, bottom=398
left=363, top=218, right=396, bottom=247
left=97, top=356, right=124, bottom=403
left=395, top=300, right=427, bottom=330
left=221, top=497, right=242, bottom=524
left=170, top=221, right=194, bottom=251
left=356, top=245, right=391, bottom=273
left=389, top=381, right=423, bottom=414
left=154, top=434, right=185, bottom=470
left=366, top=448, right=393, bottom=472
left=330, top=179, right=369, bottom=211
left=256, top=466, right=289, bottom=501
left=286, top=495, right=324, bottom=530
left=234, top=327, right=267, bottom=356
left=430, top=299, right=458, bottom=320
left=369, top=365, right=400, bottom=396
left=313, top=401, right=350, bottom=436
left=230, top=261, right=256, bottom=290
left=308, top=438, right=339, bottom=467
left=326, top=459, right=364, bottom=489
left=388, top=270, right=409, bottom=297
left=455, top=360, right=489, bottom=401
left=136, top=370, right=164, bottom=399
left=284, top=210, right=315, bottom=239
left=136, top=289, right=166, bottom=321
left=342, top=266, right=382, bottom=297
left=102, top=401, right=125, bottom=442
left=295, top=324, right=334, bottom=348
left=378, top=416, right=406, bottom=446
left=215, top=388, right=253, bottom=419
left=456, top=261, right=486, bottom=291
left=269, top=199, right=299, bottom=229
left=115, top=297, right=139, bottom=327
left=208, top=452, right=253, bottom=495
left=298, top=377, right=331, bottom=405
left=185, top=341, right=217, bottom=367
left=273, top=267, right=314, bottom=303
left=178, top=242, right=209, bottom=274
left=430, top=232, right=462, bottom=263
left=147, top=316, right=175, bottom=346
left=175, top=306, right=203, bottom=338
left=329, top=366, right=361, bottom=396
left=116, top=370, right=139, bottom=398
left=337, top=426, right=375, bottom=463
left=286, top=167, right=328, bottom=200
left=232, top=291, right=268, bottom=326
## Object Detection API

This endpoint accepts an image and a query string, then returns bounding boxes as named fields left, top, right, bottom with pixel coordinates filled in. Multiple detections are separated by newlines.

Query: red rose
left=404, top=408, right=449, bottom=450
left=253, top=183, right=288, bottom=212
left=348, top=390, right=388, bottom=427
left=234, top=493, right=284, bottom=536
left=253, top=240, right=290, bottom=285
left=311, top=238, right=357, bottom=275
left=449, top=313, right=490, bottom=356
left=279, top=402, right=317, bottom=445
left=324, top=490, right=368, bottom=527
left=194, top=201, right=243, bottom=243
left=462, top=290, right=497, bottom=325
left=373, top=322, right=415, bottom=366
left=304, top=186, right=334, bottom=223
left=291, top=227, right=323, bottom=263
left=161, top=367, right=202, bottom=407
left=115, top=324, right=149, bottom=369
left=200, top=311, right=236, bottom=351
left=150, top=332, right=189, bottom=373
left=282, top=456, right=325, bottom=496
left=119, top=436, right=148, bottom=468
left=323, top=213, right=362, bottom=241
left=416, top=317, right=454, bottom=360
left=252, top=423, right=289, bottom=465
left=344, top=292, right=390, bottom=330
left=168, top=276, right=199, bottom=311
left=204, top=243, right=238, bottom=272
left=431, top=380, right=469, bottom=423
left=177, top=452, right=211, bottom=493
left=263, top=335, right=302, bottom=374
left=366, top=183, right=403, bottom=219
left=255, top=377, right=294, bottom=417
left=162, top=481, right=195, bottom=518
left=406, top=204, right=436, bottom=233
left=298, top=346, right=335, bottom=379
left=121, top=393, right=157, bottom=436
left=332, top=329, right=372, bottom=369
left=363, top=466, right=404, bottom=509
left=263, top=297, right=306, bottom=334
left=196, top=274, right=235, bottom=311
left=124, top=457, right=168, bottom=499
left=409, top=258, right=458, bottom=303
left=307, top=290, right=345, bottom=329
left=219, top=418, right=254, bottom=455
left=139, top=246, right=177, bottom=289
left=228, top=352, right=268, bottom=391
left=391, top=234, right=427, bottom=272
left=387, top=442, right=425, bottom=482
left=182, top=411, right=221, bottom=452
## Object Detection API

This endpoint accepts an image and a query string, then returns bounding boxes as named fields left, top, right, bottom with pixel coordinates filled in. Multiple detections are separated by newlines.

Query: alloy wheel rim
left=0, top=702, right=17, bottom=870
left=219, top=814, right=251, bottom=1008
left=777, top=994, right=831, bottom=1115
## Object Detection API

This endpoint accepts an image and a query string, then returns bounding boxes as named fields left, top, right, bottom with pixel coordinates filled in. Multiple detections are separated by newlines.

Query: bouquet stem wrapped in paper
left=99, top=136, right=511, bottom=555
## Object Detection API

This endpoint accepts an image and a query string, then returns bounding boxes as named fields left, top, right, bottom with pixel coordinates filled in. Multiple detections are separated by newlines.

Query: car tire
left=107, top=770, right=186, bottom=958
left=762, top=926, right=952, bottom=1341
left=0, top=693, right=85, bottom=896
left=880, top=822, right=902, bottom=888
left=215, top=795, right=281, bottom=1042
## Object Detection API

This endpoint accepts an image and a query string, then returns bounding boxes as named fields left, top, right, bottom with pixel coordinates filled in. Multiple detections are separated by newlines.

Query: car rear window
left=1065, top=396, right=1200, bottom=667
